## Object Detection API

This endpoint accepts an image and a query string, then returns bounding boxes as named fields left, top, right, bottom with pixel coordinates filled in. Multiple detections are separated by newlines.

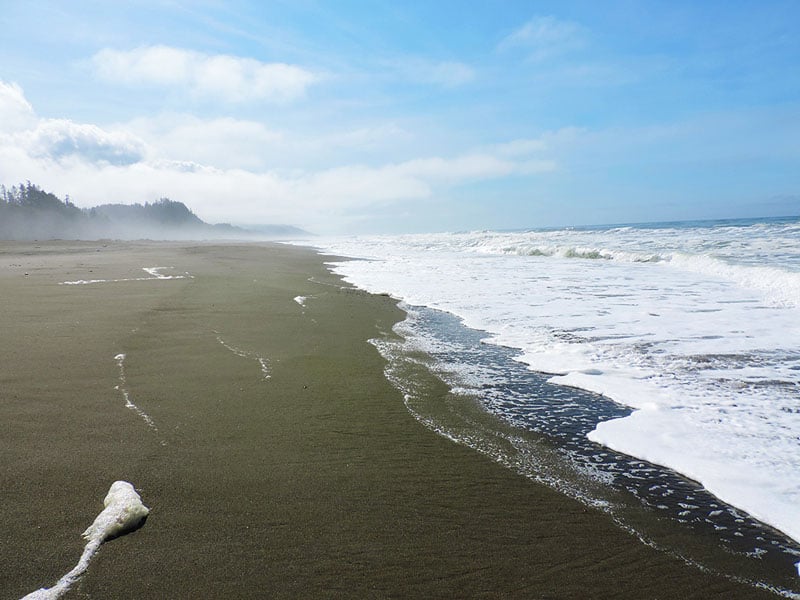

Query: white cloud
left=498, top=16, right=584, bottom=61
left=312, top=123, right=412, bottom=151
left=0, top=79, right=559, bottom=233
left=0, top=142, right=554, bottom=232
left=408, top=59, right=476, bottom=87
left=492, top=138, right=547, bottom=157
left=516, top=158, right=558, bottom=175
left=0, top=83, right=148, bottom=165
left=91, top=45, right=319, bottom=103
left=484, top=137, right=560, bottom=174
left=390, top=154, right=515, bottom=182
left=383, top=58, right=475, bottom=88
left=22, top=119, right=147, bottom=165
left=489, top=129, right=585, bottom=160
left=126, top=114, right=283, bottom=170
left=124, top=114, right=412, bottom=171
left=0, top=81, right=37, bottom=133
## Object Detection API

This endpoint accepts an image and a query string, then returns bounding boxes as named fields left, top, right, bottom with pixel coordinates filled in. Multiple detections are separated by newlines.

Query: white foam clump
left=294, top=295, right=307, bottom=307
left=82, top=481, right=150, bottom=542
left=22, top=481, right=149, bottom=600
left=141, top=267, right=188, bottom=280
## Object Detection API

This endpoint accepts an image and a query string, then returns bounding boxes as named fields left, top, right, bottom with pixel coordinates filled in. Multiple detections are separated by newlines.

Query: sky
left=0, top=0, right=798, bottom=234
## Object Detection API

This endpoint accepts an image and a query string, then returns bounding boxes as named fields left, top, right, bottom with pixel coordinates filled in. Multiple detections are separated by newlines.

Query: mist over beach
left=2, top=2, right=799, bottom=598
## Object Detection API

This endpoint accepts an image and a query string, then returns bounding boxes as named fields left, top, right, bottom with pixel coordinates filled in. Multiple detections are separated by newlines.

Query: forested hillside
left=0, top=182, right=307, bottom=240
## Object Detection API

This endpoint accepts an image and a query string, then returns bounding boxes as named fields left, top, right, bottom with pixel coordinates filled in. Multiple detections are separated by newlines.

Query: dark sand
left=0, top=241, right=774, bottom=599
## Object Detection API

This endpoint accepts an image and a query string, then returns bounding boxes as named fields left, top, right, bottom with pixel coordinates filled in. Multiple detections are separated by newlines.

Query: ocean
left=307, top=216, right=800, bottom=595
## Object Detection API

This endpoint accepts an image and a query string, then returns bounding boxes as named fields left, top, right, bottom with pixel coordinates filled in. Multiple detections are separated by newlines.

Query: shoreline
left=0, top=240, right=778, bottom=598
left=373, top=302, right=800, bottom=592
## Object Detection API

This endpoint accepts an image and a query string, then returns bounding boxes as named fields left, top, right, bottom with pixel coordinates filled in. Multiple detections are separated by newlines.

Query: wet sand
left=0, top=240, right=775, bottom=599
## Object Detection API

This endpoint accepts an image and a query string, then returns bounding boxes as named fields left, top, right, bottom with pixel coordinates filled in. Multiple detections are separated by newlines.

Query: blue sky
left=0, top=1, right=798, bottom=233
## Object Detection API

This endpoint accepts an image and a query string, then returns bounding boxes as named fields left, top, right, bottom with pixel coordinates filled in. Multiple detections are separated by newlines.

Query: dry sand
left=0, top=240, right=774, bottom=599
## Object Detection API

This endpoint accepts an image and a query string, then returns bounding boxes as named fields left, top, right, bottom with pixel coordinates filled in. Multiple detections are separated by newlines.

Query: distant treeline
left=0, top=182, right=308, bottom=240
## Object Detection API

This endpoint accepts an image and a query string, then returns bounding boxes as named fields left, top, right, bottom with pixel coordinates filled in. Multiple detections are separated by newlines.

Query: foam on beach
left=310, top=219, right=800, bottom=567
left=370, top=301, right=800, bottom=595
left=294, top=295, right=307, bottom=307
left=141, top=267, right=179, bottom=279
left=215, top=333, right=271, bottom=380
left=114, top=353, right=158, bottom=432
left=21, top=481, right=149, bottom=600
left=61, top=266, right=191, bottom=285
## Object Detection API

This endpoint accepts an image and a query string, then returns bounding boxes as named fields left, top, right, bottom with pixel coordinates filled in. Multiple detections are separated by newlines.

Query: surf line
left=21, top=481, right=149, bottom=600
left=214, top=332, right=271, bottom=380
left=60, top=266, right=192, bottom=285
left=114, top=353, right=159, bottom=434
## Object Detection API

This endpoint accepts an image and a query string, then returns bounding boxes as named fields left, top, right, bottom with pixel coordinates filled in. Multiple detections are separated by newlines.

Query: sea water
left=307, top=216, right=800, bottom=591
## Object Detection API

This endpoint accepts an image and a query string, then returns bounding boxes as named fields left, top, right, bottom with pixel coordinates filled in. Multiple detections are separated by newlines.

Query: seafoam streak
left=215, top=333, right=271, bottom=380
left=60, top=266, right=192, bottom=285
left=114, top=353, right=158, bottom=432
left=21, top=481, right=149, bottom=600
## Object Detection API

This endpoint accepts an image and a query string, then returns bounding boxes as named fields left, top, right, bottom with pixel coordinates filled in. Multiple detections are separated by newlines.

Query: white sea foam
left=306, top=218, right=800, bottom=548
left=215, top=333, right=271, bottom=380
left=114, top=353, right=158, bottom=432
left=22, top=481, right=149, bottom=600
left=80, top=481, right=150, bottom=543
left=61, top=266, right=192, bottom=285
left=142, top=267, right=173, bottom=279
left=294, top=295, right=307, bottom=307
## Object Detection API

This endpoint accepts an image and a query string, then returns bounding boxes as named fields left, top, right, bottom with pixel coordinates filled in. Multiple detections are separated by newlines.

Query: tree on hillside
left=144, top=198, right=204, bottom=225
left=0, top=181, right=83, bottom=218
left=0, top=181, right=279, bottom=240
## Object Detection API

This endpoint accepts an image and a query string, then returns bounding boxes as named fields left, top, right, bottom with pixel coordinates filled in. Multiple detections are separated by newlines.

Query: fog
left=0, top=183, right=310, bottom=241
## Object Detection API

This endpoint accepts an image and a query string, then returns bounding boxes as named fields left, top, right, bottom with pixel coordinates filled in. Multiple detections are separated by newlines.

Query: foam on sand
left=60, top=266, right=192, bottom=285
left=141, top=267, right=182, bottom=279
left=114, top=353, right=158, bottom=432
left=22, top=481, right=149, bottom=600
left=215, top=333, right=271, bottom=380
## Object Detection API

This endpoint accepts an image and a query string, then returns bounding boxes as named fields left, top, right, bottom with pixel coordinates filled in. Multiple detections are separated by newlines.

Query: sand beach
left=0, top=241, right=775, bottom=599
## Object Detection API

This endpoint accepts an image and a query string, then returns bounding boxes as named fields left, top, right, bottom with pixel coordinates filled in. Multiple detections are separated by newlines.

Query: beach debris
left=21, top=481, right=149, bottom=600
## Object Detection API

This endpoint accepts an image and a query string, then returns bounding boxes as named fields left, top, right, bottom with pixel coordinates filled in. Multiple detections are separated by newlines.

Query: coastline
left=0, top=240, right=776, bottom=599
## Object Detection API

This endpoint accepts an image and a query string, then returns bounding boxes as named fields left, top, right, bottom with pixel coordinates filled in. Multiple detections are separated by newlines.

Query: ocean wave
left=308, top=217, right=800, bottom=559
left=366, top=226, right=800, bottom=308
left=664, top=253, right=800, bottom=308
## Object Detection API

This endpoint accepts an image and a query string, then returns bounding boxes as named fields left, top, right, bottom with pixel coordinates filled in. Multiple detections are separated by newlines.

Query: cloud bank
left=23, top=120, right=147, bottom=166
left=1, top=82, right=148, bottom=166
left=0, top=81, right=37, bottom=132
left=0, top=79, right=558, bottom=232
left=91, top=46, right=319, bottom=103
